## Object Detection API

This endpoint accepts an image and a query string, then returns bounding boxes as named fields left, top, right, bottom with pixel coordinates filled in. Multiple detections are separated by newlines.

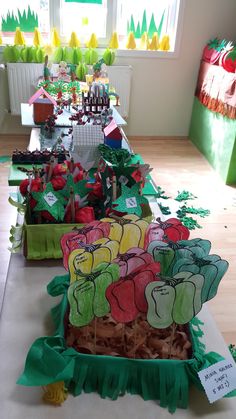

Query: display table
left=0, top=253, right=235, bottom=418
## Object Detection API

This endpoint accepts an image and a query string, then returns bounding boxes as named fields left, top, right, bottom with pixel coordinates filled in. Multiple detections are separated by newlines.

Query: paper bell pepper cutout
left=146, top=271, right=210, bottom=329
left=61, top=220, right=111, bottom=270
left=106, top=262, right=161, bottom=323
left=112, top=183, right=149, bottom=217
left=69, top=31, right=80, bottom=47
left=14, top=28, right=25, bottom=46
left=100, top=214, right=149, bottom=253
left=68, top=237, right=119, bottom=279
left=31, top=182, right=66, bottom=222
left=147, top=237, right=212, bottom=276
left=140, top=32, right=149, bottom=50
left=171, top=252, right=229, bottom=303
left=144, top=217, right=190, bottom=249
left=109, top=32, right=119, bottom=49
left=68, top=262, right=120, bottom=327
left=113, top=247, right=154, bottom=278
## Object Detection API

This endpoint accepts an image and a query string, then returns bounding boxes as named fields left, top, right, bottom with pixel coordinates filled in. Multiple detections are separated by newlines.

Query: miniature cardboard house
left=104, top=118, right=122, bottom=149
left=29, top=87, right=57, bottom=124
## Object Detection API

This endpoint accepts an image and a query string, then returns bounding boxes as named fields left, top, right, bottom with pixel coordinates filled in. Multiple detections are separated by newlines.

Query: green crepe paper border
left=24, top=221, right=84, bottom=260
left=17, top=274, right=236, bottom=413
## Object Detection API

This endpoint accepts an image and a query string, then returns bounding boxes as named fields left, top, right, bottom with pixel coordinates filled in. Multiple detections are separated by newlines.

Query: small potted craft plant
left=18, top=213, right=231, bottom=413
left=12, top=146, right=153, bottom=260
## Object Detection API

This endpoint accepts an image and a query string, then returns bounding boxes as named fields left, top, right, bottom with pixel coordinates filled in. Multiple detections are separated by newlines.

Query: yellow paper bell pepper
left=149, top=32, right=159, bottom=51
left=109, top=32, right=119, bottom=49
left=33, top=28, right=43, bottom=47
left=51, top=28, right=61, bottom=47
left=14, top=28, right=25, bottom=46
left=126, top=32, right=136, bottom=49
left=100, top=214, right=149, bottom=254
left=159, top=35, right=170, bottom=51
left=86, top=33, right=98, bottom=49
left=69, top=237, right=119, bottom=280
left=69, top=31, right=80, bottom=48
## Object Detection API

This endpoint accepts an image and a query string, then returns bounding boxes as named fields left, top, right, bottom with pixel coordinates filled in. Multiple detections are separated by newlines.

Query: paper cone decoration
left=86, top=33, right=98, bottom=49
left=69, top=31, right=80, bottom=48
left=159, top=35, right=170, bottom=51
left=33, top=28, right=43, bottom=47
left=51, top=28, right=61, bottom=47
left=149, top=32, right=159, bottom=51
left=109, top=32, right=119, bottom=49
left=14, top=28, right=25, bottom=46
left=140, top=32, right=149, bottom=50
left=126, top=32, right=136, bottom=49
left=0, top=34, right=2, bottom=45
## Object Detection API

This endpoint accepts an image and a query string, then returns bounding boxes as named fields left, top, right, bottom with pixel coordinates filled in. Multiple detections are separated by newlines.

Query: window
left=0, top=0, right=182, bottom=54
left=0, top=1, right=50, bottom=43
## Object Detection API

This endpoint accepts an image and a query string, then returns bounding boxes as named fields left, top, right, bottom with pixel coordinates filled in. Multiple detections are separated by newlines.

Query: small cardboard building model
left=104, top=119, right=122, bottom=149
left=29, top=87, right=57, bottom=124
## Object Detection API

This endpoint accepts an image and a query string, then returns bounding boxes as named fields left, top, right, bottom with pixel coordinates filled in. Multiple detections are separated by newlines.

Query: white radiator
left=7, top=63, right=132, bottom=118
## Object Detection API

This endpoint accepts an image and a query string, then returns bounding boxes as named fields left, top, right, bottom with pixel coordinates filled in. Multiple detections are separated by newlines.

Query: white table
left=0, top=250, right=236, bottom=418
left=21, top=103, right=127, bottom=128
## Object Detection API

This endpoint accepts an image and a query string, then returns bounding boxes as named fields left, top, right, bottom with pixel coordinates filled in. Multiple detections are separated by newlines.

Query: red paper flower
left=106, top=262, right=161, bottom=323
left=87, top=181, right=103, bottom=200
left=64, top=203, right=95, bottom=224
left=52, top=163, right=68, bottom=176
left=73, top=170, right=84, bottom=183
left=51, top=175, right=66, bottom=191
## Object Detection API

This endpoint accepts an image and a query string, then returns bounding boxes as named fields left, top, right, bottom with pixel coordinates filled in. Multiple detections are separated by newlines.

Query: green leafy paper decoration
left=32, top=183, right=66, bottom=221
left=175, top=190, right=197, bottom=202
left=61, top=175, right=91, bottom=199
left=2, top=6, right=38, bottom=32
left=158, top=203, right=171, bottom=215
left=112, top=183, right=149, bottom=217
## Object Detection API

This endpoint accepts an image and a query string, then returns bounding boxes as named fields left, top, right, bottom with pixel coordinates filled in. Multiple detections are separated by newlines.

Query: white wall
left=117, top=0, right=236, bottom=136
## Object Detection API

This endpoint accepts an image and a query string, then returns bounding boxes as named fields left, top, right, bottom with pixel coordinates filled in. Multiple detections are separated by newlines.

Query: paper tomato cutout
left=106, top=262, right=160, bottom=323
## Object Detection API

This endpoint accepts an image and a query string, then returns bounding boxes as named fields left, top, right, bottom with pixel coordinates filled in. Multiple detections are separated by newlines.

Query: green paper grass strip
left=156, top=186, right=170, bottom=200
left=178, top=216, right=202, bottom=230
left=17, top=274, right=236, bottom=413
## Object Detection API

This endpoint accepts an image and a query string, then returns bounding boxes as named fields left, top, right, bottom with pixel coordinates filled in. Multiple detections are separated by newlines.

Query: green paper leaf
left=32, top=183, right=66, bottom=221
left=175, top=190, right=197, bottom=202
left=61, top=175, right=91, bottom=199
left=112, top=183, right=148, bottom=217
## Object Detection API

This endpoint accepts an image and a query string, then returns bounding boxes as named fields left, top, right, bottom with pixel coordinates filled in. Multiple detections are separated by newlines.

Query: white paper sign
left=126, top=197, right=137, bottom=209
left=44, top=192, right=58, bottom=207
left=198, top=357, right=236, bottom=403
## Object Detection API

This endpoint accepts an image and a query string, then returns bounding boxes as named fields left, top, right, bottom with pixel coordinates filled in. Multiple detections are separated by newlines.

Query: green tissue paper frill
left=17, top=274, right=236, bottom=413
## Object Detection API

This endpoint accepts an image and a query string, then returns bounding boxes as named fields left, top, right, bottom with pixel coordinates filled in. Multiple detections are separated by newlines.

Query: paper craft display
left=112, top=183, right=149, bottom=217
left=144, top=217, right=190, bottom=249
left=113, top=247, right=154, bottom=277
left=68, top=262, right=120, bottom=327
left=68, top=237, right=120, bottom=279
left=32, top=182, right=66, bottom=221
left=100, top=214, right=149, bottom=253
left=106, top=262, right=161, bottom=323
left=104, top=119, right=122, bottom=149
left=61, top=221, right=111, bottom=270
left=29, top=87, right=57, bottom=124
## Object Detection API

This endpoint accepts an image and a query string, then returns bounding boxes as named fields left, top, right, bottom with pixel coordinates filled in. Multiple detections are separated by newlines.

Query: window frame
left=0, top=0, right=185, bottom=58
